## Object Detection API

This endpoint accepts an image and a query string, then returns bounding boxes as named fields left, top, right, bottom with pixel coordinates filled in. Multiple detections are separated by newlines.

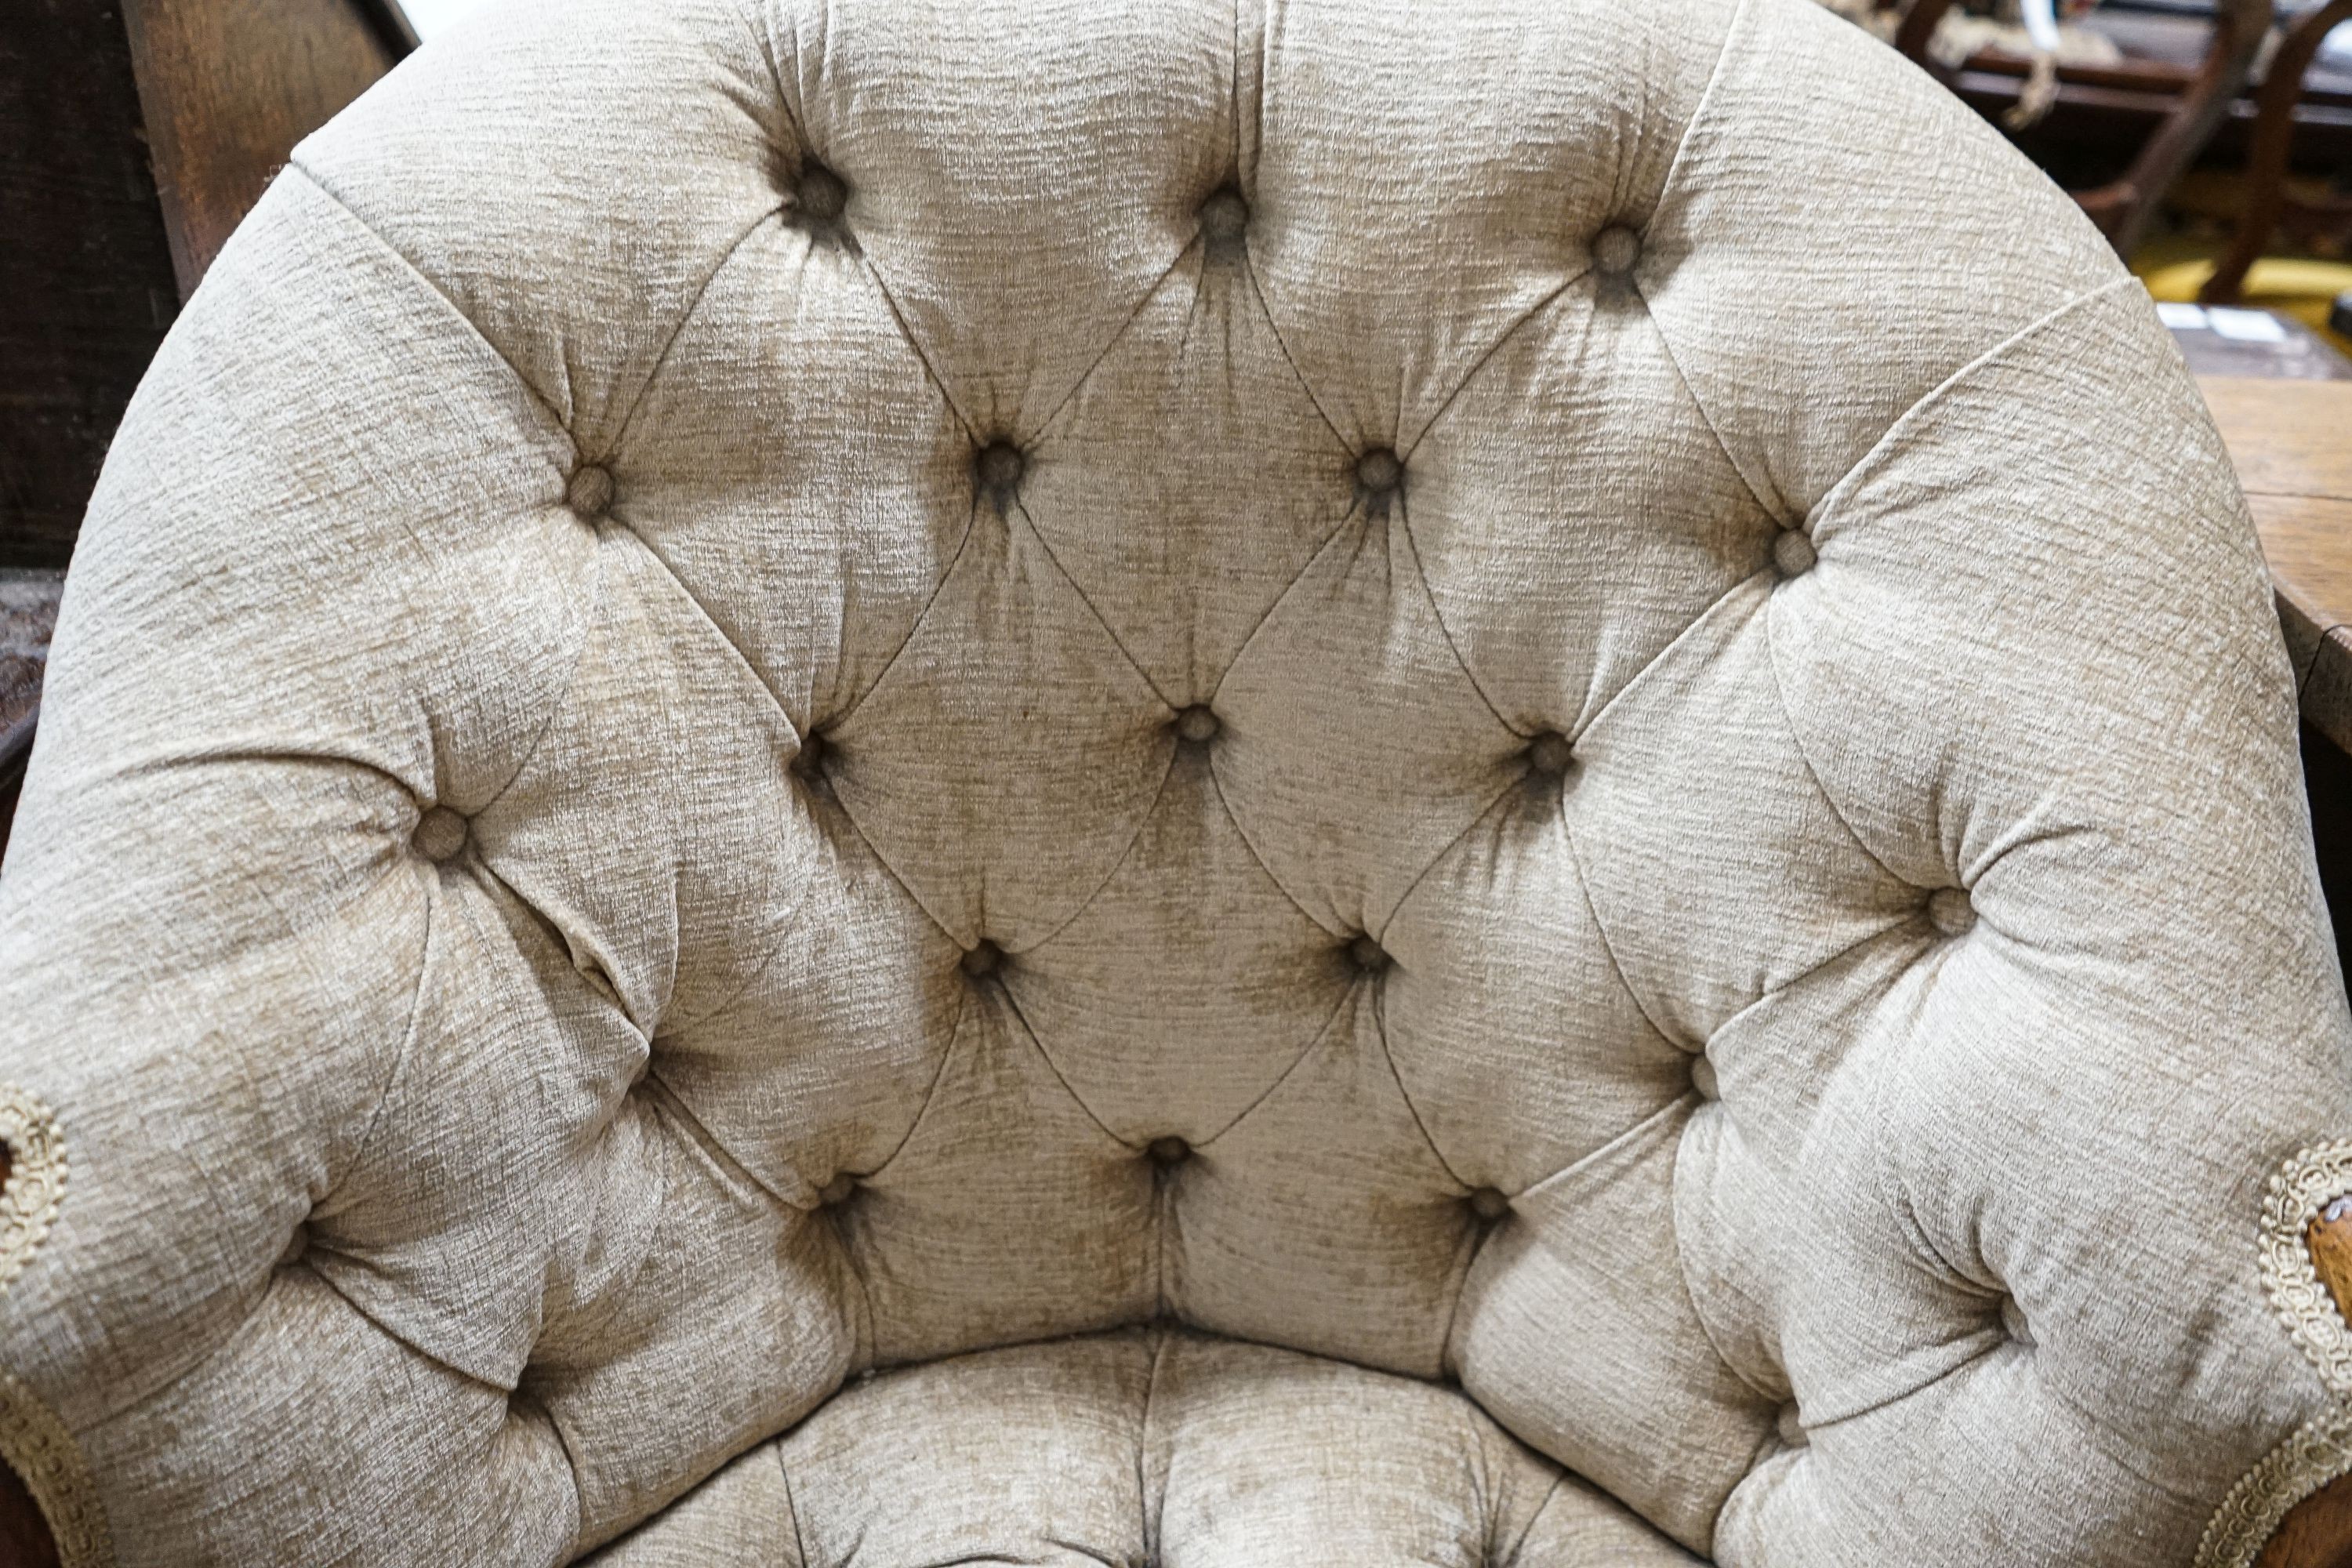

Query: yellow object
left=2138, top=252, right=2352, bottom=354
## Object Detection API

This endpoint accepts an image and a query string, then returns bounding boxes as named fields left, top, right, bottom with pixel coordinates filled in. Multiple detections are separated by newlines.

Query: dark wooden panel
left=122, top=0, right=401, bottom=295
left=2310, top=723, right=2352, bottom=986
left=0, top=1, right=178, bottom=571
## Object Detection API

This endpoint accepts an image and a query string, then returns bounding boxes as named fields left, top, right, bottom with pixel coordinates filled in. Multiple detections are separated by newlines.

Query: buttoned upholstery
left=1, top=0, right=2348, bottom=1563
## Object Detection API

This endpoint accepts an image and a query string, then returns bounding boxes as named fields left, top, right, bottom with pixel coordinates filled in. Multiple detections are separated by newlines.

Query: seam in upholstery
left=1378, top=770, right=1530, bottom=953
left=636, top=1070, right=795, bottom=1211
left=1368, top=979, right=1465, bottom=1190
left=605, top=521, right=803, bottom=737
left=1619, top=0, right=1786, bottom=527
left=1702, top=913, right=1927, bottom=1054
left=316, top=855, right=442, bottom=1211
left=1007, top=499, right=1176, bottom=713
left=1573, top=570, right=1755, bottom=746
left=1759, top=599, right=1908, bottom=888
left=853, top=248, right=981, bottom=445
left=996, top=987, right=1131, bottom=1151
left=1195, top=986, right=1356, bottom=1151
left=822, top=499, right=981, bottom=738
left=1202, top=742, right=1345, bottom=939
left=1556, top=812, right=1686, bottom=1054
left=1239, top=250, right=1348, bottom=452
left=779, top=1442, right=814, bottom=1568
left=1138, top=1325, right=1171, bottom=1559
left=507, top=1389, right=587, bottom=1552
left=861, top=987, right=972, bottom=1185
left=0, top=1370, right=113, bottom=1568
left=603, top=199, right=791, bottom=461
left=1658, top=1100, right=1784, bottom=1408
left=1398, top=270, right=1581, bottom=464
left=299, top=1255, right=510, bottom=1391
left=1030, top=240, right=1200, bottom=449
left=1018, top=744, right=1181, bottom=958
left=1501, top=1473, right=1566, bottom=1568
left=278, top=165, right=570, bottom=434
left=1393, top=494, right=1518, bottom=740
left=1807, top=275, right=2140, bottom=533
left=723, top=0, right=809, bottom=157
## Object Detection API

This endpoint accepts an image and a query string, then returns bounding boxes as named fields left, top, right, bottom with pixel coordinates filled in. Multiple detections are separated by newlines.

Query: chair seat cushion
left=586, top=1328, right=1698, bottom=1567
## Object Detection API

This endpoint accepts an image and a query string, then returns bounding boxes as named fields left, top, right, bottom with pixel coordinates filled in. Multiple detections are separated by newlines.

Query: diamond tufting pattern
left=0, top=0, right=2347, bottom=1564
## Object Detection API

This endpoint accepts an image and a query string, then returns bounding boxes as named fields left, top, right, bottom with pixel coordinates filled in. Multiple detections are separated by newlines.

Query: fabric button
left=1199, top=187, right=1249, bottom=249
left=414, top=805, right=469, bottom=863
left=1592, top=224, right=1642, bottom=274
left=976, top=441, right=1025, bottom=500
left=1773, top=528, right=1817, bottom=579
left=1468, top=1186, right=1510, bottom=1222
left=1926, top=887, right=1976, bottom=937
left=818, top=1174, right=857, bottom=1207
left=564, top=464, right=613, bottom=517
left=1527, top=731, right=1574, bottom=777
left=1356, top=446, right=1403, bottom=497
left=1146, top=1135, right=1192, bottom=1167
left=1777, top=1403, right=1807, bottom=1447
left=1690, top=1054, right=1719, bottom=1101
left=961, top=940, right=1004, bottom=978
left=796, top=162, right=848, bottom=223
left=1347, top=934, right=1390, bottom=973
left=1174, top=704, right=1220, bottom=743
left=2000, top=1295, right=2034, bottom=1347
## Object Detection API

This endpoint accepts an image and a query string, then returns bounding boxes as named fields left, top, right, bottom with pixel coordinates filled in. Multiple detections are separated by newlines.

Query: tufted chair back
left=2, top=0, right=2350, bottom=1563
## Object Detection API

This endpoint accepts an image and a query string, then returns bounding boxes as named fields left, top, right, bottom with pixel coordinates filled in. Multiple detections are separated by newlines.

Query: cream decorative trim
left=2261, top=1139, right=2352, bottom=1393
left=0, top=1370, right=114, bottom=1568
left=2195, top=1405, right=2352, bottom=1568
left=0, top=1083, right=65, bottom=1292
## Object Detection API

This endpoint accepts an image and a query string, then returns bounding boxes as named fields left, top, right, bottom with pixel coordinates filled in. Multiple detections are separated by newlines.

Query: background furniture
left=2203, top=0, right=2352, bottom=300
left=2, top=0, right=2349, bottom=1563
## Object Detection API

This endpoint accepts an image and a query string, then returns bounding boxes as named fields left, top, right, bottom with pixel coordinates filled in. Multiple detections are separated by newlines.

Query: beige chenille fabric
left=0, top=0, right=2347, bottom=1563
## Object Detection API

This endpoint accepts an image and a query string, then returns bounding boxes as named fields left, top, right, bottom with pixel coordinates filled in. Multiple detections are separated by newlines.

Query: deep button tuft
left=1146, top=1135, right=1192, bottom=1167
left=794, top=729, right=829, bottom=777
left=1467, top=1186, right=1511, bottom=1222
left=1355, top=446, right=1403, bottom=497
left=1690, top=1054, right=1719, bottom=1102
left=1347, top=934, right=1390, bottom=973
left=795, top=162, right=849, bottom=223
left=1174, top=704, right=1221, bottom=744
left=1199, top=187, right=1249, bottom=249
left=1926, top=887, right=1976, bottom=938
left=564, top=464, right=613, bottom=517
left=960, top=940, right=1004, bottom=979
left=1777, top=1403, right=1808, bottom=1448
left=1999, top=1295, right=2034, bottom=1347
left=1592, top=223, right=1642, bottom=275
left=414, top=805, right=469, bottom=863
left=1526, top=731, right=1575, bottom=778
left=818, top=1173, right=857, bottom=1208
left=976, top=441, right=1025, bottom=500
left=1773, top=528, right=1817, bottom=579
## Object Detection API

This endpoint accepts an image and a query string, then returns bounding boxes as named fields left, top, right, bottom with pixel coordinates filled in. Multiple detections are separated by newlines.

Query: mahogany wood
left=2202, top=0, right=2352, bottom=305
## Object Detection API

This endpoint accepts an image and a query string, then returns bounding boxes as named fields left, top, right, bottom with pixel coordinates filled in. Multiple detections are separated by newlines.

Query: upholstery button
left=1467, top=1186, right=1510, bottom=1222
left=1174, top=704, right=1220, bottom=743
left=1147, top=1135, right=1191, bottom=1167
left=1777, top=1403, right=1807, bottom=1447
left=1347, top=934, right=1390, bottom=973
left=1999, top=1295, right=2034, bottom=1347
left=414, top=805, right=469, bottom=863
left=1527, top=731, right=1574, bottom=777
left=1592, top=224, right=1642, bottom=274
left=1356, top=446, right=1403, bottom=497
left=1690, top=1054, right=1719, bottom=1101
left=960, top=940, right=1004, bottom=978
left=1773, top=528, right=1817, bottom=579
left=818, top=1174, right=857, bottom=1207
left=1199, top=187, right=1249, bottom=249
left=1926, top=887, right=1976, bottom=937
left=796, top=162, right=848, bottom=223
left=565, top=464, right=614, bottom=517
left=976, top=441, right=1025, bottom=500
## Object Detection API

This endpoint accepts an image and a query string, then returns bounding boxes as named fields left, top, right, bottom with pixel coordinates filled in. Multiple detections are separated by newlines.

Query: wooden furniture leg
left=2202, top=0, right=2352, bottom=304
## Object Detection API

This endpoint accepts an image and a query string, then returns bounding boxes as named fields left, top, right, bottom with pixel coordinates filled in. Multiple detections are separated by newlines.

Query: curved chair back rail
left=1, top=0, right=2349, bottom=1564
